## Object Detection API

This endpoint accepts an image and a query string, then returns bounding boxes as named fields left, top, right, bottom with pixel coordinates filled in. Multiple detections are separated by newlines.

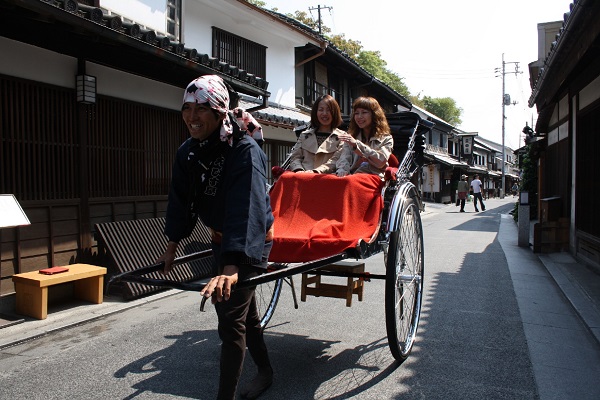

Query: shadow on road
left=114, top=328, right=401, bottom=399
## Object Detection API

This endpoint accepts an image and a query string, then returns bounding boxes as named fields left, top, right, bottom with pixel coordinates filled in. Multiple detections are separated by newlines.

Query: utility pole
left=309, top=5, right=332, bottom=35
left=496, top=53, right=521, bottom=199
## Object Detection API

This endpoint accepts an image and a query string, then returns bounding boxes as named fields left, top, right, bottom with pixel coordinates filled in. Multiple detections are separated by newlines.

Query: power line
left=399, top=67, right=496, bottom=73
left=402, top=74, right=496, bottom=80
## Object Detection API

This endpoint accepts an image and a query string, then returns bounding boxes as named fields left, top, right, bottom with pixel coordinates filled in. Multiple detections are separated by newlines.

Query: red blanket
left=269, top=172, right=384, bottom=263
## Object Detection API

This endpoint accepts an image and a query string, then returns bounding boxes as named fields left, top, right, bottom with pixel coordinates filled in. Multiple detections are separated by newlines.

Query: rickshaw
left=108, top=111, right=432, bottom=363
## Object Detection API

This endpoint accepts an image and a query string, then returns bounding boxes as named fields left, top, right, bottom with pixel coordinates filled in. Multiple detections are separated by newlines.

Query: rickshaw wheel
left=255, top=277, right=283, bottom=329
left=385, top=194, right=424, bottom=362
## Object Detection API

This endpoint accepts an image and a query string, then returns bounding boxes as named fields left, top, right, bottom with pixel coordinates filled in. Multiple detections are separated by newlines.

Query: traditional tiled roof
left=424, top=149, right=469, bottom=168
left=258, top=5, right=411, bottom=109
left=528, top=0, right=595, bottom=107
left=1, top=0, right=269, bottom=97
left=476, top=136, right=512, bottom=153
left=239, top=97, right=309, bottom=129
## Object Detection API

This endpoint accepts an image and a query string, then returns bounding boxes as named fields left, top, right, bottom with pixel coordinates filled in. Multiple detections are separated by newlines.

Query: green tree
left=248, top=1, right=463, bottom=124
left=409, top=93, right=425, bottom=108
left=422, top=96, right=463, bottom=125
left=286, top=11, right=331, bottom=35
left=520, top=144, right=538, bottom=219
left=247, top=0, right=267, bottom=7
left=329, top=33, right=363, bottom=59
left=356, top=51, right=410, bottom=97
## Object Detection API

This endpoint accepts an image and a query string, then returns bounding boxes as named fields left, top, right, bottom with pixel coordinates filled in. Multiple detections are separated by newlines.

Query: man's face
left=181, top=102, right=221, bottom=140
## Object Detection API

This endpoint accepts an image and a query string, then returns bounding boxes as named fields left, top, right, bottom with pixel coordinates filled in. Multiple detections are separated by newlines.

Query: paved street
left=1, top=197, right=599, bottom=399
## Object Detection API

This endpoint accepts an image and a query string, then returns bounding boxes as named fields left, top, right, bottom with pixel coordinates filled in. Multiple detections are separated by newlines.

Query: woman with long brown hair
left=336, top=96, right=393, bottom=177
left=288, top=94, right=347, bottom=175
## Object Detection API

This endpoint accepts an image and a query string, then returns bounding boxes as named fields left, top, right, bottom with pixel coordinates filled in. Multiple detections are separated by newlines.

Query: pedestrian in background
left=457, top=174, right=469, bottom=212
left=158, top=75, right=274, bottom=400
left=470, top=174, right=486, bottom=212
left=512, top=182, right=519, bottom=197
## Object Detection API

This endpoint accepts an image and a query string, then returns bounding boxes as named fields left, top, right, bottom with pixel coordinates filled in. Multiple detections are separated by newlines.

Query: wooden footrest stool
left=12, top=264, right=107, bottom=320
left=301, top=261, right=365, bottom=307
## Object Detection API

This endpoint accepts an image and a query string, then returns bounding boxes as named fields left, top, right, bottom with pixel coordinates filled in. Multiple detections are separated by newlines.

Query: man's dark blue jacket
left=164, top=131, right=274, bottom=269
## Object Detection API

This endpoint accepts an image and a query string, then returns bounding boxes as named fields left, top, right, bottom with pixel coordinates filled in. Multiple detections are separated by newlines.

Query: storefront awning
left=424, top=151, right=469, bottom=167
left=467, top=165, right=488, bottom=174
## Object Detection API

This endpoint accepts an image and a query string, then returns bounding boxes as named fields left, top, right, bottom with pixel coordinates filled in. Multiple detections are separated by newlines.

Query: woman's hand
left=200, top=264, right=239, bottom=303
left=337, top=132, right=357, bottom=146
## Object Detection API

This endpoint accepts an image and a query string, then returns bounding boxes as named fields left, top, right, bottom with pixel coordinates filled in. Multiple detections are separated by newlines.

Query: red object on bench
left=269, top=172, right=384, bottom=263
left=39, top=266, right=69, bottom=275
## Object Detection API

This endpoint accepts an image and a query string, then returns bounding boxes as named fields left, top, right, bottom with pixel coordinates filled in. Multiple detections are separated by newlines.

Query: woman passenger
left=288, top=94, right=347, bottom=176
left=336, top=96, right=393, bottom=178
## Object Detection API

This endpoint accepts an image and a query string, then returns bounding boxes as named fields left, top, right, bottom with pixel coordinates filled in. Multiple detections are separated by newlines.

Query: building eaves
left=424, top=150, right=468, bottom=168
left=411, top=104, right=454, bottom=132
left=239, top=96, right=309, bottom=129
left=236, top=0, right=326, bottom=46
left=467, top=165, right=488, bottom=174
left=254, top=2, right=411, bottom=109
left=528, top=0, right=600, bottom=109
left=474, top=137, right=497, bottom=152
left=0, top=0, right=270, bottom=98
left=323, top=45, right=412, bottom=109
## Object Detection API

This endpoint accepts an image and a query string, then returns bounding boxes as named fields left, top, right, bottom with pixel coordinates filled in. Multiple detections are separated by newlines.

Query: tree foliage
left=248, top=0, right=267, bottom=7
left=520, top=144, right=538, bottom=218
left=329, top=33, right=363, bottom=59
left=286, top=11, right=331, bottom=35
left=356, top=51, right=410, bottom=98
left=421, top=96, right=463, bottom=126
left=248, top=1, right=462, bottom=125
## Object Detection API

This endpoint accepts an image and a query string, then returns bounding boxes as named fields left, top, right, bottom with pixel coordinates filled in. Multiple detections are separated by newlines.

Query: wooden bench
left=12, top=264, right=107, bottom=320
left=301, top=261, right=365, bottom=307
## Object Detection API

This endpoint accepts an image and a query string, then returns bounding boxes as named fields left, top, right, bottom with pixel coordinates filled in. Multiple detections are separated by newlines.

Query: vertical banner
left=463, top=137, right=472, bottom=155
left=428, top=164, right=435, bottom=191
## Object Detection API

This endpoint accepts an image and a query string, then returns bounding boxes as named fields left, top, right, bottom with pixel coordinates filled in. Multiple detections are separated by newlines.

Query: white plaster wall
left=559, top=95, right=568, bottom=121
left=0, top=37, right=76, bottom=88
left=2, top=1, right=315, bottom=143
left=548, top=126, right=559, bottom=145
left=101, top=0, right=167, bottom=34
left=1, top=36, right=185, bottom=111
left=422, top=164, right=440, bottom=193
left=263, top=126, right=297, bottom=142
left=182, top=0, right=312, bottom=108
left=537, top=21, right=562, bottom=61
left=549, top=103, right=559, bottom=126
left=85, top=63, right=182, bottom=110
left=101, top=0, right=316, bottom=109
left=579, top=74, right=600, bottom=110
left=558, top=120, right=569, bottom=141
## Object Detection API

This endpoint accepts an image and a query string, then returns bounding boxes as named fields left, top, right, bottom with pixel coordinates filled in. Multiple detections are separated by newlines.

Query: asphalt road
left=0, top=199, right=571, bottom=399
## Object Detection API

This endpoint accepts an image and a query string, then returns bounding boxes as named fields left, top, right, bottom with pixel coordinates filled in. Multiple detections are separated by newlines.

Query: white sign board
left=0, top=194, right=31, bottom=228
left=463, top=137, right=472, bottom=155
